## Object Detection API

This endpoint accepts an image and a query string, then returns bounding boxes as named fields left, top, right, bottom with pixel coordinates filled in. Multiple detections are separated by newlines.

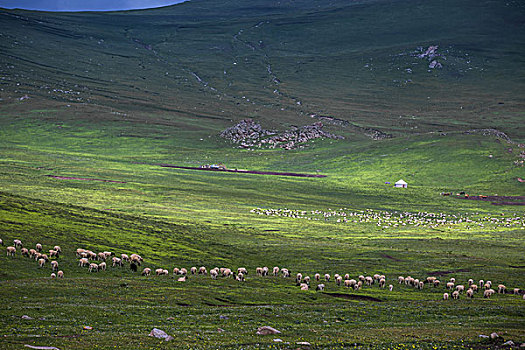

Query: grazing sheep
left=334, top=274, right=340, bottom=281
left=256, top=267, right=263, bottom=276
left=98, top=262, right=107, bottom=271
left=121, top=253, right=130, bottom=262
left=365, top=276, right=373, bottom=286
left=354, top=281, right=362, bottom=290
left=452, top=290, right=460, bottom=300
left=57, top=270, right=64, bottom=278
left=344, top=279, right=352, bottom=288
left=38, top=258, right=46, bottom=268
left=262, top=266, right=269, bottom=276
left=78, top=258, right=89, bottom=267
left=470, top=284, right=478, bottom=292
left=513, top=288, right=520, bottom=295
left=484, top=283, right=491, bottom=290
left=51, top=260, right=59, bottom=271
left=450, top=277, right=456, bottom=283
left=497, top=284, right=506, bottom=294
left=75, top=248, right=86, bottom=258
left=466, top=289, right=474, bottom=298
left=180, top=268, right=188, bottom=275
left=373, top=274, right=381, bottom=281
left=398, top=276, right=405, bottom=284
left=112, top=257, right=122, bottom=267
left=484, top=289, right=495, bottom=298
left=235, top=272, right=244, bottom=281
left=142, top=268, right=151, bottom=276
left=379, top=278, right=386, bottom=288
left=273, top=266, right=279, bottom=276
left=130, top=254, right=143, bottom=265
left=426, top=276, right=436, bottom=284
left=467, top=278, right=474, bottom=286
left=29, top=249, right=37, bottom=258
left=456, top=285, right=465, bottom=293
left=51, top=273, right=56, bottom=279
left=413, top=279, right=420, bottom=287
left=34, top=252, right=42, bottom=261
left=314, top=273, right=320, bottom=281
left=13, top=239, right=22, bottom=248
left=325, top=274, right=331, bottom=282
left=316, top=284, right=325, bottom=291
left=155, top=268, right=165, bottom=276
left=97, top=252, right=107, bottom=261
left=281, top=268, right=290, bottom=278
left=178, top=276, right=187, bottom=282
left=199, top=266, right=207, bottom=275
left=88, top=263, right=98, bottom=272
left=49, top=250, right=59, bottom=259
left=389, top=284, right=394, bottom=291
left=173, top=267, right=180, bottom=275
left=210, top=269, right=218, bottom=279
left=443, top=293, right=449, bottom=300
left=344, top=273, right=350, bottom=280
left=358, top=275, right=365, bottom=282
left=6, top=246, right=16, bottom=257
left=523, top=294, right=525, bottom=300
left=190, top=267, right=197, bottom=275
left=446, top=282, right=455, bottom=290
left=335, top=276, right=342, bottom=286
left=479, top=279, right=484, bottom=289
left=222, top=268, right=232, bottom=277
left=36, top=243, right=42, bottom=252
left=300, top=283, right=308, bottom=291
left=0, top=238, right=2, bottom=245
left=296, top=273, right=303, bottom=283
left=419, top=281, right=425, bottom=290
left=347, top=279, right=357, bottom=288
left=237, top=267, right=247, bottom=275
left=54, top=246, right=62, bottom=254
left=304, top=276, right=311, bottom=285
left=433, top=280, right=441, bottom=288
left=41, top=254, right=49, bottom=262
left=21, top=248, right=29, bottom=257
left=486, top=280, right=492, bottom=288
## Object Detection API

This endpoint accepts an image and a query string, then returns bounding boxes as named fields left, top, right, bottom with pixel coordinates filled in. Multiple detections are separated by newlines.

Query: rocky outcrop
left=220, top=119, right=343, bottom=150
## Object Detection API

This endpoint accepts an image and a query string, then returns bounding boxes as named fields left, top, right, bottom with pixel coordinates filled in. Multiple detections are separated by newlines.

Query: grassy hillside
left=0, top=0, right=524, bottom=348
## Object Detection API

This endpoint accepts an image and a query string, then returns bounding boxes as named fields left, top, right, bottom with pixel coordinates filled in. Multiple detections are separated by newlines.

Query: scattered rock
left=21, top=315, right=33, bottom=320
left=149, top=328, right=174, bottom=341
left=24, top=345, right=60, bottom=350
left=502, top=341, right=515, bottom=347
left=83, top=326, right=93, bottom=330
left=256, top=326, right=281, bottom=335
left=479, top=334, right=489, bottom=338
left=220, top=119, right=343, bottom=150
left=297, top=341, right=311, bottom=347
left=490, top=332, right=499, bottom=339
left=273, top=338, right=283, bottom=342
left=166, top=317, right=175, bottom=321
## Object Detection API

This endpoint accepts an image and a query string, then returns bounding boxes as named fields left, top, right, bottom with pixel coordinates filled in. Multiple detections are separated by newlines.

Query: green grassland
left=0, top=0, right=524, bottom=348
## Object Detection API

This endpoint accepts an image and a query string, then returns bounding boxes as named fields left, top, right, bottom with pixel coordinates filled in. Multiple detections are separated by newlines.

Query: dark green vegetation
left=0, top=0, right=524, bottom=348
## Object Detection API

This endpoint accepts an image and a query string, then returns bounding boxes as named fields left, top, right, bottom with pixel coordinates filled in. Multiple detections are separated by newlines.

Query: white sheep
left=497, top=284, right=506, bottom=294
left=29, top=249, right=37, bottom=258
left=50, top=273, right=56, bottom=279
left=190, top=267, right=197, bottom=275
left=88, top=263, right=98, bottom=272
left=262, top=266, right=269, bottom=276
left=199, top=266, right=207, bottom=275
left=314, top=273, right=320, bottom=281
left=466, top=289, right=474, bottom=298
left=75, top=248, right=86, bottom=258
left=141, top=268, right=151, bottom=276
left=36, top=243, right=43, bottom=252
left=389, top=284, right=394, bottom=291
left=379, top=278, right=386, bottom=288
left=79, top=258, right=89, bottom=267
left=121, top=253, right=130, bottom=262
left=300, top=283, right=308, bottom=291
left=452, top=290, right=459, bottom=300
left=51, top=260, right=59, bottom=271
left=479, top=279, right=484, bottom=289
left=54, top=246, right=62, bottom=254
left=513, top=288, right=520, bottom=295
left=398, top=276, right=405, bottom=284
left=325, top=273, right=331, bottom=282
left=316, top=284, right=325, bottom=291
left=236, top=272, right=245, bottom=282
left=38, top=258, right=46, bottom=268
left=467, top=278, right=474, bottom=286
left=484, top=289, right=495, bottom=298
left=0, top=238, right=2, bottom=245
left=470, top=284, right=478, bottom=292
left=304, top=276, right=311, bottom=285
left=180, top=268, right=188, bottom=275
left=210, top=269, right=218, bottom=279
left=21, top=248, right=29, bottom=257
left=49, top=250, right=59, bottom=258
left=335, top=276, right=342, bottom=286
left=365, top=276, right=373, bottom=286
left=57, top=270, right=64, bottom=278
left=223, top=268, right=232, bottom=277
left=433, top=280, right=441, bottom=288
left=344, top=273, right=350, bottom=280
left=173, top=267, right=180, bottom=275
left=296, top=273, right=303, bottom=283
left=272, top=266, right=279, bottom=276
left=281, top=268, right=290, bottom=278
left=112, top=257, right=122, bottom=267
left=98, top=262, right=106, bottom=271
left=456, top=285, right=465, bottom=293
left=97, top=252, right=107, bottom=261
left=13, top=239, right=22, bottom=248
left=450, top=277, right=456, bottom=283
left=446, top=282, right=455, bottom=290
left=178, top=276, right=187, bottom=282
left=354, top=281, right=362, bottom=290
left=443, top=293, right=449, bottom=300
left=237, top=267, right=247, bottom=275
left=6, top=246, right=16, bottom=257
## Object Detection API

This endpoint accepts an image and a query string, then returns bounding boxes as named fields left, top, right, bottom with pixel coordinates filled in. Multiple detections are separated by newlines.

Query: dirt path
left=156, top=164, right=327, bottom=178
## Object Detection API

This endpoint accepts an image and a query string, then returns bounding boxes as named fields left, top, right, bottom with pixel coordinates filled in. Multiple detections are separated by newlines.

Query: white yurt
left=394, top=179, right=408, bottom=188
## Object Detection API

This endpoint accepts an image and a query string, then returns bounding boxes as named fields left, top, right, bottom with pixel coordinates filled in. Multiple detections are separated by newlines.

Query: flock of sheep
left=3, top=237, right=524, bottom=301
left=251, top=207, right=525, bottom=230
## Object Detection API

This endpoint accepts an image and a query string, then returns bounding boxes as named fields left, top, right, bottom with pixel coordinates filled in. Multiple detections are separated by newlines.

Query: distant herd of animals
left=3, top=237, right=524, bottom=301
